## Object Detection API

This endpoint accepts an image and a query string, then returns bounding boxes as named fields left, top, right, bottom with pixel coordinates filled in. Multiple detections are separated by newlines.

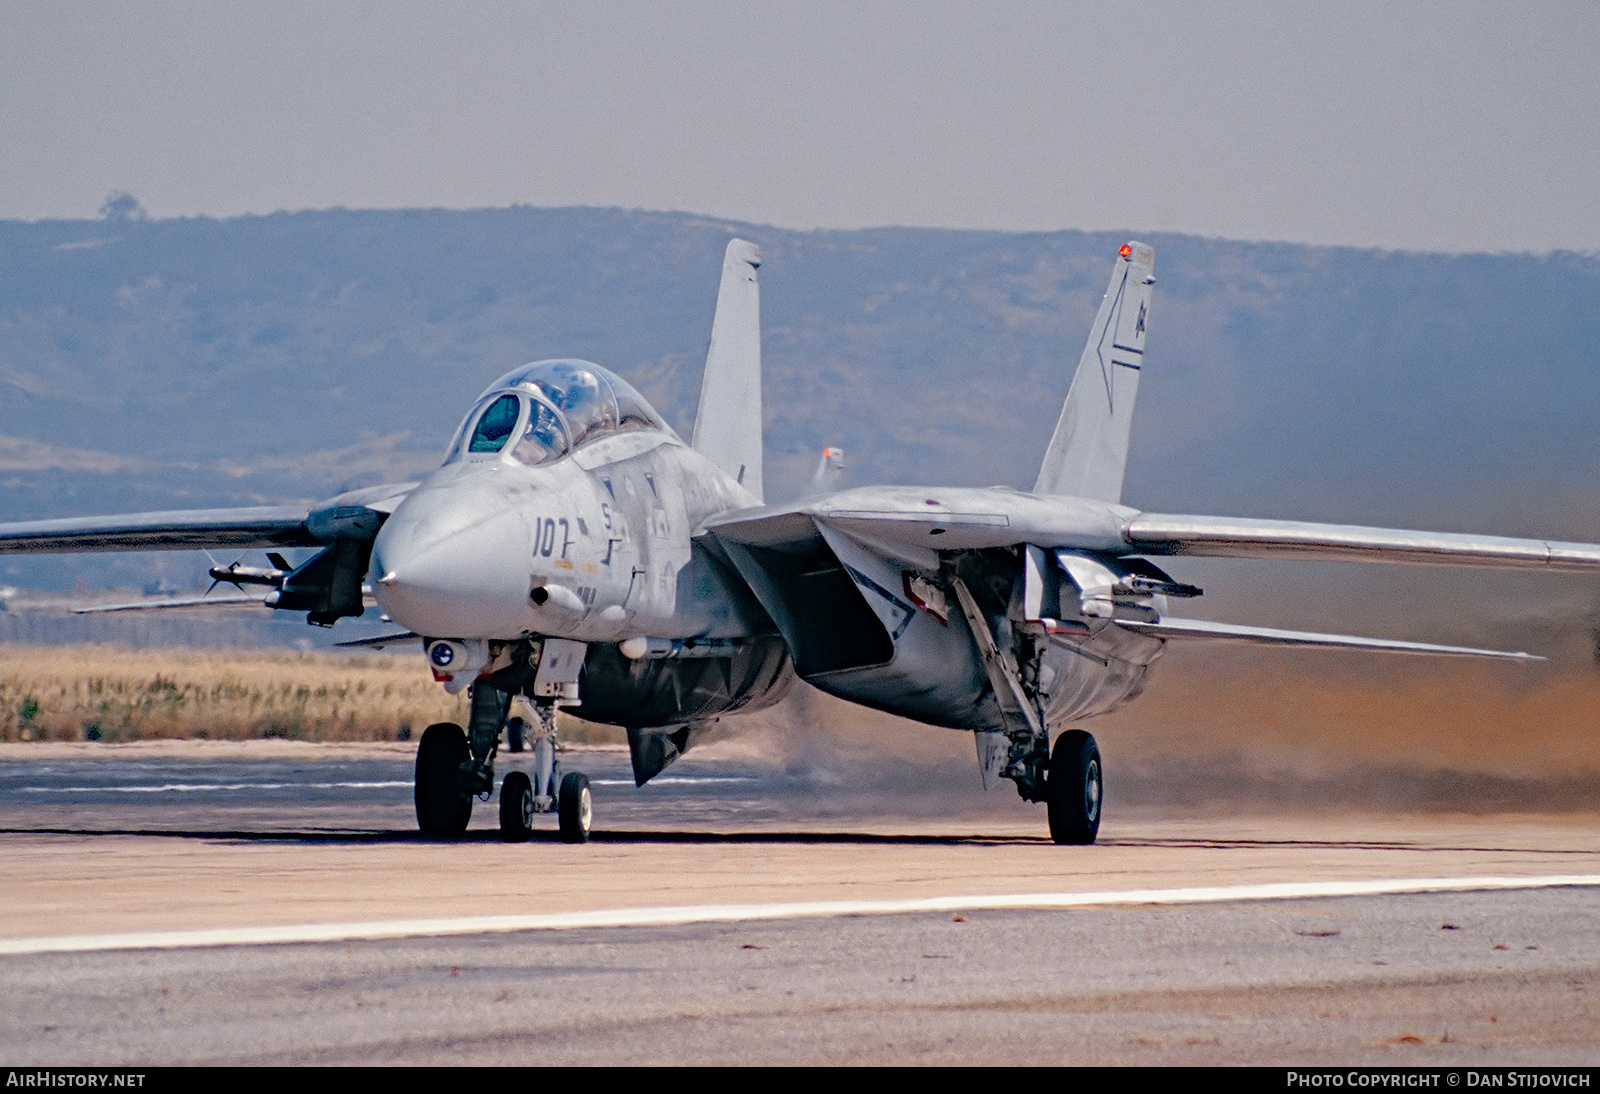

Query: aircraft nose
left=370, top=472, right=533, bottom=638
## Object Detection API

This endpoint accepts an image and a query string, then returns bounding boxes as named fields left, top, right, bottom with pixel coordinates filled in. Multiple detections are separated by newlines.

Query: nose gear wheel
left=558, top=772, right=592, bottom=842
left=499, top=771, right=535, bottom=842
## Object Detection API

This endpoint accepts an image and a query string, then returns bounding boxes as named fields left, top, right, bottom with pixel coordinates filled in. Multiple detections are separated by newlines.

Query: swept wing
left=706, top=487, right=1578, bottom=670
left=709, top=489, right=1600, bottom=575
left=0, top=480, right=419, bottom=556
left=0, top=506, right=318, bottom=553
left=1125, top=513, right=1600, bottom=571
left=0, top=482, right=418, bottom=624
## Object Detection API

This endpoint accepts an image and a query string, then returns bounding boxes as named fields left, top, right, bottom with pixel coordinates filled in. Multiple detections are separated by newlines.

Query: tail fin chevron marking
left=692, top=238, right=765, bottom=503
left=1034, top=241, right=1156, bottom=503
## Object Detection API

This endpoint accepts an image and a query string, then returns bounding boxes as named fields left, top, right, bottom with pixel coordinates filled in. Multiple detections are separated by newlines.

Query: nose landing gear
left=414, top=689, right=593, bottom=842
left=414, top=638, right=596, bottom=840
left=493, top=701, right=590, bottom=842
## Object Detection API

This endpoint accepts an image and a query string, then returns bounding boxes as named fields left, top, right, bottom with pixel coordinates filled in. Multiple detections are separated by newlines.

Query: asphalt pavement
left=1, top=741, right=1596, bottom=1065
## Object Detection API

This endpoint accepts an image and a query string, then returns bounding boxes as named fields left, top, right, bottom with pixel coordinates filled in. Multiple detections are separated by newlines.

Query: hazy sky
left=3, top=1, right=1596, bottom=253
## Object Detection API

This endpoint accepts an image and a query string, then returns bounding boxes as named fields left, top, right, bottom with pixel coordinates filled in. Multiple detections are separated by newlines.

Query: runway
left=1, top=740, right=1597, bottom=1064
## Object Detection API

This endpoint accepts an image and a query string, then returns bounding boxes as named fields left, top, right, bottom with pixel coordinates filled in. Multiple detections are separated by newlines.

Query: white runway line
left=13, top=775, right=749, bottom=793
left=3, top=874, right=1598, bottom=956
left=591, top=776, right=757, bottom=787
left=17, top=781, right=413, bottom=793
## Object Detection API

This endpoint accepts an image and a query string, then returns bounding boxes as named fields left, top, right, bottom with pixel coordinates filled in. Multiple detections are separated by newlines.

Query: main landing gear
left=413, top=694, right=592, bottom=843
left=946, top=571, right=1104, bottom=845
left=415, top=722, right=473, bottom=836
left=1045, top=729, right=1102, bottom=845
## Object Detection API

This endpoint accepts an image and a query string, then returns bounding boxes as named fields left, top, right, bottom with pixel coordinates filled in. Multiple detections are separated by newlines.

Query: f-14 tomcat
left=5, top=239, right=1600, bottom=844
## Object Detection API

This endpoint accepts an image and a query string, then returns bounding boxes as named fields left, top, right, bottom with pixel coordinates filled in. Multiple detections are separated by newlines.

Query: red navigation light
left=1118, top=244, right=1132, bottom=258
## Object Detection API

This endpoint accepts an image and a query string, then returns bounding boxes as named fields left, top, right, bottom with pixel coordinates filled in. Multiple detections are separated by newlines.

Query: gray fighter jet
left=5, top=239, right=1599, bottom=844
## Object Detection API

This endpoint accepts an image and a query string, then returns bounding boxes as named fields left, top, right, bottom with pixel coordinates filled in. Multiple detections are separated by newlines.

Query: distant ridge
left=2, top=206, right=1597, bottom=594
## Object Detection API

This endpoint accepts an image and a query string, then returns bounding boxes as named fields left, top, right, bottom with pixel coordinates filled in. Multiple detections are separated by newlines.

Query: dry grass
left=4, top=638, right=1600, bottom=788
left=0, top=643, right=468, bottom=743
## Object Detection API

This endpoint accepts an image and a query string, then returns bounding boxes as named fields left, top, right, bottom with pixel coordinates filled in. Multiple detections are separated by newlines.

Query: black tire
left=415, top=722, right=472, bottom=836
left=557, top=772, right=592, bottom=844
left=499, top=771, right=534, bottom=842
left=1046, top=729, right=1102, bottom=845
left=506, top=716, right=525, bottom=754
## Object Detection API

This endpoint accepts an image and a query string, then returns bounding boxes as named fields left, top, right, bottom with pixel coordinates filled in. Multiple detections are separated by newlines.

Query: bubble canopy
left=446, top=360, right=675, bottom=467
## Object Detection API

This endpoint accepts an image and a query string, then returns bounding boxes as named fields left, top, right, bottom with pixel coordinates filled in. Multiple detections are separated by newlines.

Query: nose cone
left=371, top=467, right=534, bottom=638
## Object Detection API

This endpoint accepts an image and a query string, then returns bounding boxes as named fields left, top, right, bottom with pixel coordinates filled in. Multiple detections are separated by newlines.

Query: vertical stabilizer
left=692, top=238, right=764, bottom=502
left=807, top=447, right=847, bottom=496
left=1033, top=241, right=1155, bottom=502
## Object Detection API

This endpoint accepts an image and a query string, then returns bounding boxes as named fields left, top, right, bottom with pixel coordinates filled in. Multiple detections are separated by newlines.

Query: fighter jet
left=4, top=238, right=1599, bottom=844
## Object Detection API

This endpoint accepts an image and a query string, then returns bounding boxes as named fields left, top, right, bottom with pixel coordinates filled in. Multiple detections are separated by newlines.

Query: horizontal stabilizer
left=74, top=592, right=269, bottom=613
left=1116, top=617, right=1538, bottom=661
left=1126, top=514, right=1600, bottom=572
left=334, top=630, right=421, bottom=650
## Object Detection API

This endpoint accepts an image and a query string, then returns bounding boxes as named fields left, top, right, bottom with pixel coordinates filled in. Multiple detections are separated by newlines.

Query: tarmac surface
left=1, top=739, right=1597, bottom=1065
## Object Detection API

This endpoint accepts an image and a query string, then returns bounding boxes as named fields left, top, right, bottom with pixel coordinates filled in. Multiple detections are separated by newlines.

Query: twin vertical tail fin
left=691, top=238, right=765, bottom=503
left=694, top=238, right=1147, bottom=506
left=1033, top=241, right=1156, bottom=503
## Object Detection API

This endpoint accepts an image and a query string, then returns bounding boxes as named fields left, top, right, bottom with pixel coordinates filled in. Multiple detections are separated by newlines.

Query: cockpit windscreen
left=445, top=359, right=674, bottom=467
left=467, top=394, right=521, bottom=454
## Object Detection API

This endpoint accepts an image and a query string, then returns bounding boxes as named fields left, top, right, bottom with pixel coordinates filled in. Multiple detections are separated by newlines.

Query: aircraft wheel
left=506, top=716, right=525, bottom=754
left=557, top=772, right=592, bottom=843
left=499, top=771, right=534, bottom=843
left=415, top=722, right=472, bottom=836
left=1046, top=729, right=1102, bottom=845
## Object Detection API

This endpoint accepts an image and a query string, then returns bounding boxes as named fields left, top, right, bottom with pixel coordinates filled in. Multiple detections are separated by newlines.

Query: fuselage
left=371, top=433, right=765, bottom=643
left=370, top=360, right=768, bottom=645
left=368, top=360, right=795, bottom=732
left=369, top=358, right=1165, bottom=737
